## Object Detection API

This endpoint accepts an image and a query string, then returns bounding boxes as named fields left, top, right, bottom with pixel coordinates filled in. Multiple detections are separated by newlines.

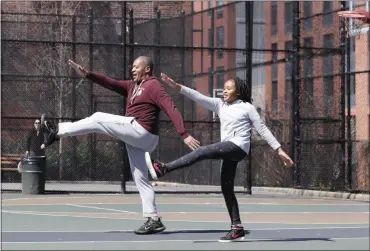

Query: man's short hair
left=137, top=56, right=154, bottom=73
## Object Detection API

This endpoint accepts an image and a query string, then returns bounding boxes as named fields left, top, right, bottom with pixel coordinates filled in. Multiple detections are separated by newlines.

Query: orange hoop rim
left=338, top=10, right=370, bottom=24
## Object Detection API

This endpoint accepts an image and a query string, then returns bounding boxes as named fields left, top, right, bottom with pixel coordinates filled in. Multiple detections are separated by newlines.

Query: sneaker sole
left=134, top=226, right=166, bottom=235
left=218, top=236, right=246, bottom=243
left=145, top=152, right=158, bottom=181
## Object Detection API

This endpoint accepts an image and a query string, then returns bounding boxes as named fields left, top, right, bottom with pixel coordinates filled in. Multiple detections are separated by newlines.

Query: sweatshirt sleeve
left=86, top=72, right=131, bottom=97
left=179, top=86, right=221, bottom=114
left=150, top=82, right=190, bottom=140
left=248, top=104, right=281, bottom=150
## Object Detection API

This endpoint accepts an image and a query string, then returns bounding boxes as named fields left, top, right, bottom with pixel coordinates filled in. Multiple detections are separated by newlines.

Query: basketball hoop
left=338, top=10, right=370, bottom=38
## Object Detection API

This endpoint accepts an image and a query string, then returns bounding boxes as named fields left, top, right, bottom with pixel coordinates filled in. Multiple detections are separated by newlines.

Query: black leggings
left=164, top=141, right=247, bottom=225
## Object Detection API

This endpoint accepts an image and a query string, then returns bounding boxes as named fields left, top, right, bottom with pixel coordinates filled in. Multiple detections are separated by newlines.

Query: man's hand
left=183, top=135, right=201, bottom=151
left=161, top=73, right=181, bottom=91
left=276, top=148, right=294, bottom=167
left=68, top=59, right=89, bottom=77
left=40, top=144, right=45, bottom=150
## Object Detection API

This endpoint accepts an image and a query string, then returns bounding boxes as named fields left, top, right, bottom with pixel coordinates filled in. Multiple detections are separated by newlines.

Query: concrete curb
left=153, top=181, right=370, bottom=202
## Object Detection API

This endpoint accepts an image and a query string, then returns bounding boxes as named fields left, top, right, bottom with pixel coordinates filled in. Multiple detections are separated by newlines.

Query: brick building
left=265, top=0, right=369, bottom=189
left=193, top=1, right=369, bottom=189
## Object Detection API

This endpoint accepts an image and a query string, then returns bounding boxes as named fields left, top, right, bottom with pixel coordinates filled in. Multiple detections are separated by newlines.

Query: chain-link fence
left=1, top=1, right=369, bottom=194
left=1, top=3, right=126, bottom=186
left=297, top=4, right=346, bottom=191
left=345, top=1, right=370, bottom=193
left=125, top=2, right=253, bottom=192
left=295, top=1, right=369, bottom=193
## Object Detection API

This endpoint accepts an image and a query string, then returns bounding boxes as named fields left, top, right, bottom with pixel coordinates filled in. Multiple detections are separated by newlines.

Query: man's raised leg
left=41, top=112, right=154, bottom=150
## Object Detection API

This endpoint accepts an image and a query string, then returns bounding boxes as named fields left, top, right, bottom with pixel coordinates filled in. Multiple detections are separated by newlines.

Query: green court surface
left=1, top=193, right=369, bottom=250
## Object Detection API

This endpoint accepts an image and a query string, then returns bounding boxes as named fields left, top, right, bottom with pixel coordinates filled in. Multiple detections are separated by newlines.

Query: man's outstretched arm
left=68, top=59, right=130, bottom=97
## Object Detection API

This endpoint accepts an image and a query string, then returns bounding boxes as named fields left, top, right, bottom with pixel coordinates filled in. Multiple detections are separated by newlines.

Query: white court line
left=3, top=196, right=368, bottom=205
left=2, top=237, right=369, bottom=244
left=2, top=210, right=369, bottom=224
left=3, top=226, right=369, bottom=233
left=3, top=208, right=369, bottom=214
left=66, top=204, right=136, bottom=214
left=2, top=202, right=368, bottom=206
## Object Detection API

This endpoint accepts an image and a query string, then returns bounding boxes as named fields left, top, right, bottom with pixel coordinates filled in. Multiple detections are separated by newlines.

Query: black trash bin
left=21, top=156, right=46, bottom=194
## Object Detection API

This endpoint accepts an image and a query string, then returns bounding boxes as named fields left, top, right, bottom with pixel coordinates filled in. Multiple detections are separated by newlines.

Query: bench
left=1, top=154, right=22, bottom=172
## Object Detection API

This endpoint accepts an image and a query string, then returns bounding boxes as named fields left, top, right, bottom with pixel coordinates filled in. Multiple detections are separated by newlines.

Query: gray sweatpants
left=57, top=112, right=159, bottom=217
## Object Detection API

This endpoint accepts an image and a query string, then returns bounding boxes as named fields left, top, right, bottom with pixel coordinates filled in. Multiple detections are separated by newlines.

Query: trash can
left=21, top=156, right=46, bottom=194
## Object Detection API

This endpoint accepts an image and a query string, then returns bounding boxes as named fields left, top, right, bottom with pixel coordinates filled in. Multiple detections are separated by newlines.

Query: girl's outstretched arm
left=161, top=73, right=221, bottom=114
left=248, top=104, right=294, bottom=167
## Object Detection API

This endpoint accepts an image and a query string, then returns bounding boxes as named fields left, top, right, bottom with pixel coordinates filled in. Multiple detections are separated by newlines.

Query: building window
left=324, top=76, right=334, bottom=114
left=216, top=0, right=223, bottom=19
left=208, top=67, right=214, bottom=93
left=208, top=0, right=213, bottom=16
left=303, top=1, right=312, bottom=30
left=272, top=80, right=278, bottom=113
left=323, top=1, right=333, bottom=28
left=304, top=79, right=314, bottom=108
left=285, top=40, right=293, bottom=76
left=208, top=28, right=213, bottom=55
left=285, top=79, right=291, bottom=111
left=303, top=37, right=314, bottom=108
left=285, top=1, right=293, bottom=34
left=350, top=37, right=356, bottom=107
left=350, top=75, right=356, bottom=107
left=323, top=34, right=334, bottom=114
left=271, top=1, right=277, bottom=36
left=303, top=37, right=313, bottom=76
left=216, top=66, right=224, bottom=89
left=272, top=43, right=278, bottom=114
left=323, top=34, right=334, bottom=75
left=350, top=116, right=357, bottom=178
left=272, top=43, right=278, bottom=80
left=216, top=26, right=224, bottom=59
left=285, top=40, right=293, bottom=111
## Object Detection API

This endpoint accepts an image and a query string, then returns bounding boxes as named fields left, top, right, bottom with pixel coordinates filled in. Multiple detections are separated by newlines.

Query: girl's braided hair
left=231, top=77, right=252, bottom=103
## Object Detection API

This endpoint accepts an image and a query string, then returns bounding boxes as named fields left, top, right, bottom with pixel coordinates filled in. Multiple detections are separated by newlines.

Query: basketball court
left=2, top=3, right=370, bottom=251
left=2, top=192, right=369, bottom=250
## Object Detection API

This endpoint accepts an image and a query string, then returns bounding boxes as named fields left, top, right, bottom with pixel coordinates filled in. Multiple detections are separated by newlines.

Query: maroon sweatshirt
left=86, top=72, right=190, bottom=140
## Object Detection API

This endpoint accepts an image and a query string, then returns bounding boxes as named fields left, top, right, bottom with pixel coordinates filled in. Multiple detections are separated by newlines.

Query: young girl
left=145, top=73, right=294, bottom=242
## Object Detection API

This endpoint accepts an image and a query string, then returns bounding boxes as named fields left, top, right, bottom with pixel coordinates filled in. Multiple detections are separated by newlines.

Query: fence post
left=291, top=1, right=301, bottom=187
left=339, top=4, right=347, bottom=191
left=154, top=9, right=161, bottom=77
left=120, top=2, right=129, bottom=193
left=180, top=10, right=186, bottom=184
left=129, top=9, right=134, bottom=75
left=88, top=6, right=96, bottom=180
left=180, top=10, right=186, bottom=116
left=71, top=15, right=77, bottom=179
left=209, top=8, right=215, bottom=186
left=72, top=15, right=77, bottom=122
left=345, top=15, right=353, bottom=191
left=245, top=1, right=253, bottom=195
left=209, top=8, right=215, bottom=121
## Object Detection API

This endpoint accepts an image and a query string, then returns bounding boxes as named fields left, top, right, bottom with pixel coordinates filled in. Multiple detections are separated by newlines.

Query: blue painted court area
left=1, top=193, right=369, bottom=250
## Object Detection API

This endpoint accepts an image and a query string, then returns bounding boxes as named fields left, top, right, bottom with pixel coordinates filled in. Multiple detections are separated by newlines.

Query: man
left=26, top=119, right=46, bottom=157
left=18, top=119, right=46, bottom=173
left=40, top=56, right=200, bottom=235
